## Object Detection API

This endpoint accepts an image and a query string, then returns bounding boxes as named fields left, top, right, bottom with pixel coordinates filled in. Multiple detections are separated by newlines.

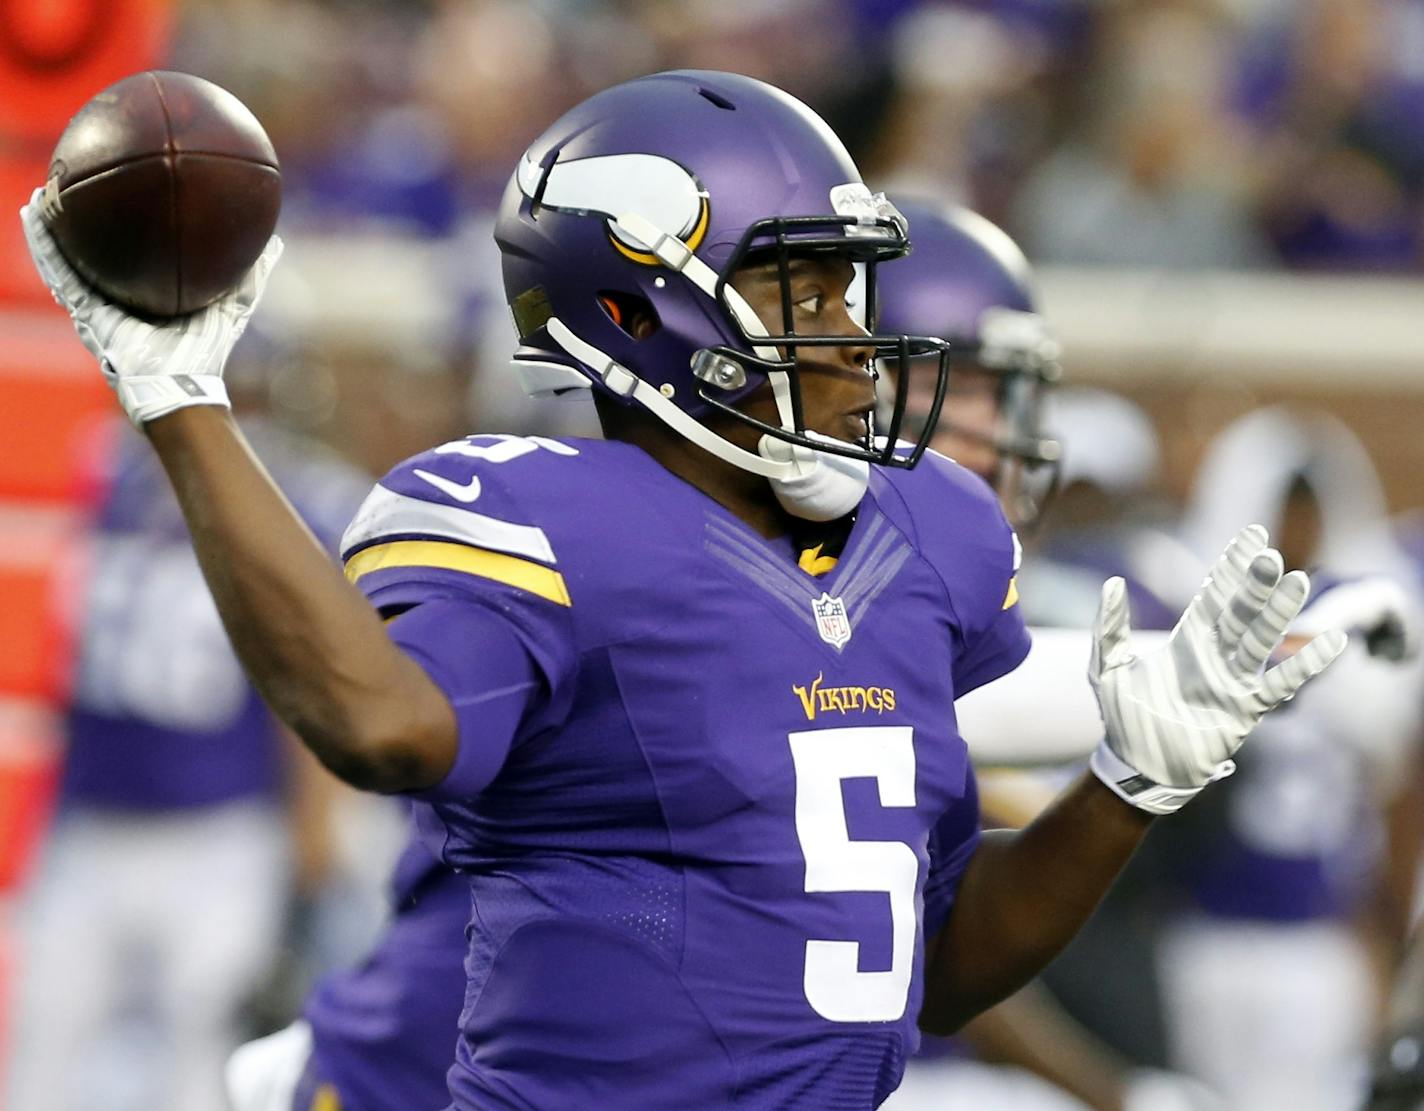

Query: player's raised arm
left=920, top=526, right=1347, bottom=1033
left=20, top=198, right=457, bottom=794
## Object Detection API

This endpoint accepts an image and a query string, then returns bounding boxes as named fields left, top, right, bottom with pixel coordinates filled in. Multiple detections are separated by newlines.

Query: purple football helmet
left=877, top=198, right=1062, bottom=529
left=494, top=70, right=950, bottom=483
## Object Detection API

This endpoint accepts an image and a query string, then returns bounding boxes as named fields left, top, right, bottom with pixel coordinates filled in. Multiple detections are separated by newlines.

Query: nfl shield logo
left=811, top=592, right=852, bottom=649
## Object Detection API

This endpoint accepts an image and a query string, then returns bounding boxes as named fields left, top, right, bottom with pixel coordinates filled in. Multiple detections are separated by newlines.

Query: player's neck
left=599, top=408, right=788, bottom=539
left=651, top=440, right=789, bottom=540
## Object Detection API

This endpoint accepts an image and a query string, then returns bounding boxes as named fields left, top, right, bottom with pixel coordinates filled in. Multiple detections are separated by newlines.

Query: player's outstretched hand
left=19, top=189, right=282, bottom=426
left=1089, top=524, right=1347, bottom=815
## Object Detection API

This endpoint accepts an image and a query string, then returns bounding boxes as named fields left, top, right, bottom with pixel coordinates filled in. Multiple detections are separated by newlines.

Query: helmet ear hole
left=599, top=291, right=660, bottom=340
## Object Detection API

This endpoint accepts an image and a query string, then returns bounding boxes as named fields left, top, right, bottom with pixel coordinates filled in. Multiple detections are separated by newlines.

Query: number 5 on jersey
left=789, top=726, right=918, bottom=1023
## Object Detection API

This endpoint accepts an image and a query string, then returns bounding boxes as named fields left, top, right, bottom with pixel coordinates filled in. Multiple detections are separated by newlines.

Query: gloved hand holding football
left=20, top=70, right=283, bottom=426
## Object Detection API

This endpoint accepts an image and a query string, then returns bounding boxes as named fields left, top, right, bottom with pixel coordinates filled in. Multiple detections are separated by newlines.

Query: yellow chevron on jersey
left=310, top=1084, right=343, bottom=1111
left=797, top=543, right=839, bottom=577
left=345, top=540, right=571, bottom=606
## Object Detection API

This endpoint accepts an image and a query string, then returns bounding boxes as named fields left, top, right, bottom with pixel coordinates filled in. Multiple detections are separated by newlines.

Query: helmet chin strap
left=546, top=316, right=794, bottom=480
left=758, top=431, right=871, bottom=522
left=544, top=210, right=873, bottom=519
left=758, top=360, right=869, bottom=521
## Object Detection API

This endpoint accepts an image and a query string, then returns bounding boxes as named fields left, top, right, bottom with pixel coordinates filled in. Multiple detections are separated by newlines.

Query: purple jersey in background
left=300, top=832, right=470, bottom=1111
left=61, top=420, right=368, bottom=812
left=335, top=434, right=1027, bottom=1109
left=1172, top=574, right=1386, bottom=925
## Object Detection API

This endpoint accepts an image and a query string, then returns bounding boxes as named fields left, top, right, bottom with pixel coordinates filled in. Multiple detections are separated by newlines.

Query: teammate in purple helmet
left=877, top=198, right=1062, bottom=533
left=23, top=70, right=1342, bottom=1110
left=874, top=200, right=1225, bottom=1111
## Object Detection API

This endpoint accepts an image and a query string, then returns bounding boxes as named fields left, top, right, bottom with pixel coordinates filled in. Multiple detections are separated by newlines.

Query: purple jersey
left=301, top=833, right=470, bottom=1111
left=1174, top=704, right=1376, bottom=923
left=1174, top=575, right=1383, bottom=924
left=340, top=434, right=1028, bottom=1109
left=62, top=420, right=368, bottom=811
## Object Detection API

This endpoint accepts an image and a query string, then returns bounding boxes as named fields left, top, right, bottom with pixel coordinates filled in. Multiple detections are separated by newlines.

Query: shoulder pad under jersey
left=876, top=449, right=1023, bottom=626
left=341, top=433, right=588, bottom=607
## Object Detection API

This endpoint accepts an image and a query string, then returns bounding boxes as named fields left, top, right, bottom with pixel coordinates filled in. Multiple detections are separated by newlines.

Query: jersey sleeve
left=953, top=582, right=1031, bottom=696
left=385, top=600, right=548, bottom=800
left=906, top=453, right=1031, bottom=696
left=340, top=440, right=582, bottom=800
left=954, top=489, right=1030, bottom=696
left=922, top=766, right=982, bottom=938
left=922, top=455, right=1036, bottom=689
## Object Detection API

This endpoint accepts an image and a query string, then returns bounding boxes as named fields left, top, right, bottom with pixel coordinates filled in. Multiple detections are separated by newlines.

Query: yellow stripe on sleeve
left=345, top=540, right=571, bottom=607
left=1002, top=576, right=1019, bottom=610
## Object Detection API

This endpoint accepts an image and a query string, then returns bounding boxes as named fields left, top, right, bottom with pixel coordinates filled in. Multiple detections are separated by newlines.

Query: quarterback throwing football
left=23, top=70, right=1342, bottom=1110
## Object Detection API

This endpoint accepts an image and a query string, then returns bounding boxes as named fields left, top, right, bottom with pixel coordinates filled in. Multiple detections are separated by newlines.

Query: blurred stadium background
left=2, top=2, right=1423, bottom=1109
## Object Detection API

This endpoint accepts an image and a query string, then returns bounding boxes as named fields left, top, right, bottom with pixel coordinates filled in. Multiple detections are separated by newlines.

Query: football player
left=4, top=408, right=367, bottom=1111
left=223, top=199, right=1061, bottom=1111
left=876, top=200, right=1152, bottom=769
left=22, top=70, right=1341, bottom=1110
left=219, top=200, right=1085, bottom=1111
left=871, top=200, right=1227, bottom=1111
left=1155, top=408, right=1424, bottom=1111
left=877, top=199, right=1062, bottom=535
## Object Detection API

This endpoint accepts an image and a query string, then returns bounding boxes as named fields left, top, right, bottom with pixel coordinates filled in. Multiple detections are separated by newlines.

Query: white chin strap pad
left=759, top=431, right=870, bottom=522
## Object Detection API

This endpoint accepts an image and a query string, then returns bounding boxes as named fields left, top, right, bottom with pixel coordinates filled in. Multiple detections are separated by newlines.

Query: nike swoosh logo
left=413, top=469, right=482, bottom=503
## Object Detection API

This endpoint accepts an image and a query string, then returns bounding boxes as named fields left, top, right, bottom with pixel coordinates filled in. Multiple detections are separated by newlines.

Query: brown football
left=41, top=70, right=281, bottom=317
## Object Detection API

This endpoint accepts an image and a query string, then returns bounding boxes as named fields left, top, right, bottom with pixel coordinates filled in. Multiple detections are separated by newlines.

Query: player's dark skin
left=598, top=254, right=878, bottom=541
left=140, top=252, right=1149, bottom=1038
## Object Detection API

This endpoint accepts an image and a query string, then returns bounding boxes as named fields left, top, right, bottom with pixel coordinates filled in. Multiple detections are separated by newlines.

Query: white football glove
left=20, top=188, right=282, bottom=426
left=1291, top=574, right=1422, bottom=662
left=1089, top=524, right=1347, bottom=815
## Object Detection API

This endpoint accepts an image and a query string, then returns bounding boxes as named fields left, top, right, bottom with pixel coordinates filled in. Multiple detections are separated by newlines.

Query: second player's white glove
left=1089, top=524, right=1347, bottom=815
left=1291, top=574, right=1422, bottom=662
left=20, top=189, right=282, bottom=426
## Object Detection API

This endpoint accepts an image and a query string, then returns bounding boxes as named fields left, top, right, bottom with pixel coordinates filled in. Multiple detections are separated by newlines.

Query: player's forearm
left=919, top=773, right=1151, bottom=1034
left=144, top=407, right=455, bottom=791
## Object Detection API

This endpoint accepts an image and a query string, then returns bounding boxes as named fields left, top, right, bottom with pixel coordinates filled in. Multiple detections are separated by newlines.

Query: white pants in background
left=1159, top=916, right=1375, bottom=1111
left=882, top=1058, right=1093, bottom=1111
left=226, top=1020, right=314, bottom=1111
left=4, top=801, right=288, bottom=1111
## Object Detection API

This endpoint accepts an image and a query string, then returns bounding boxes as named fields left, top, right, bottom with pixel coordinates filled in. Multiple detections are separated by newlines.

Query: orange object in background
left=0, top=503, right=88, bottom=704
left=0, top=308, right=116, bottom=503
left=0, top=701, right=63, bottom=1095
left=0, top=1, right=170, bottom=1071
left=0, top=0, right=174, bottom=307
left=0, top=0, right=172, bottom=143
left=0, top=700, right=62, bottom=892
left=0, top=153, right=54, bottom=307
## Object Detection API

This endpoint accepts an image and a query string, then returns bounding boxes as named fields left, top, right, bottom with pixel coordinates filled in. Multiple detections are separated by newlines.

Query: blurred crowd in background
left=181, top=0, right=1424, bottom=274
left=163, top=0, right=1424, bottom=501
left=3, top=1, right=1424, bottom=1110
